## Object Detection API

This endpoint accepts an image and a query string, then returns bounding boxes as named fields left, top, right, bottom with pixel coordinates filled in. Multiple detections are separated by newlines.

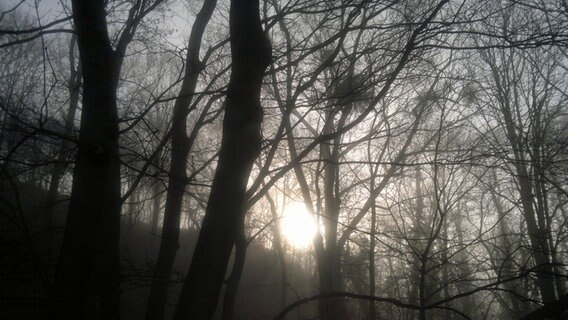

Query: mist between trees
left=0, top=0, right=567, bottom=319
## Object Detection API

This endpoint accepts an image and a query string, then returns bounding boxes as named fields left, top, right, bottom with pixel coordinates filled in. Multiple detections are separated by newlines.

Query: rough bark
left=172, top=0, right=271, bottom=318
left=145, top=1, right=216, bottom=319
left=49, top=1, right=121, bottom=319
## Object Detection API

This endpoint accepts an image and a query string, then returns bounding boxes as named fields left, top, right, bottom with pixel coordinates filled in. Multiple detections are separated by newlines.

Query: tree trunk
left=317, top=108, right=347, bottom=320
left=266, top=192, right=289, bottom=309
left=151, top=181, right=162, bottom=233
left=221, top=232, right=247, bottom=320
left=368, top=193, right=377, bottom=320
left=453, top=203, right=474, bottom=318
left=172, top=0, right=271, bottom=318
left=317, top=246, right=346, bottom=320
left=516, top=166, right=557, bottom=303
left=533, top=146, right=565, bottom=299
left=46, top=34, right=81, bottom=229
left=126, top=187, right=139, bottom=227
left=409, top=166, right=424, bottom=320
left=489, top=176, right=524, bottom=318
left=49, top=1, right=121, bottom=319
left=145, top=2, right=216, bottom=320
left=485, top=53, right=557, bottom=304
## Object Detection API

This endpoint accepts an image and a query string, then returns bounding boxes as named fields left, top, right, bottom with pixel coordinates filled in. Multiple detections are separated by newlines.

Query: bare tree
left=50, top=1, right=164, bottom=319
left=172, top=0, right=271, bottom=318
left=145, top=1, right=217, bottom=319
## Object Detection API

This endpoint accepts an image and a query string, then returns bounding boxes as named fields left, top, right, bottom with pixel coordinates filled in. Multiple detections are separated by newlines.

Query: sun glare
left=281, top=202, right=317, bottom=249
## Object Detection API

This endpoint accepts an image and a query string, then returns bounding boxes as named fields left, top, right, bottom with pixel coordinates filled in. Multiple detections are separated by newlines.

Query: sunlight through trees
left=0, top=0, right=567, bottom=319
left=281, top=202, right=317, bottom=249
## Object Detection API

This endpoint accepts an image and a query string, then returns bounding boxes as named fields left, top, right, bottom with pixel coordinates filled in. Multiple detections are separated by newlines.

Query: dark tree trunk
left=317, top=247, right=346, bottom=320
left=172, top=0, right=271, bottom=318
left=221, top=232, right=247, bottom=320
left=145, top=1, right=216, bottom=319
left=516, top=168, right=557, bottom=303
left=49, top=1, right=121, bottom=319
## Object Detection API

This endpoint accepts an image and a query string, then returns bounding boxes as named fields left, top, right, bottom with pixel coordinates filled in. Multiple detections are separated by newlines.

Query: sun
left=280, top=202, right=318, bottom=249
